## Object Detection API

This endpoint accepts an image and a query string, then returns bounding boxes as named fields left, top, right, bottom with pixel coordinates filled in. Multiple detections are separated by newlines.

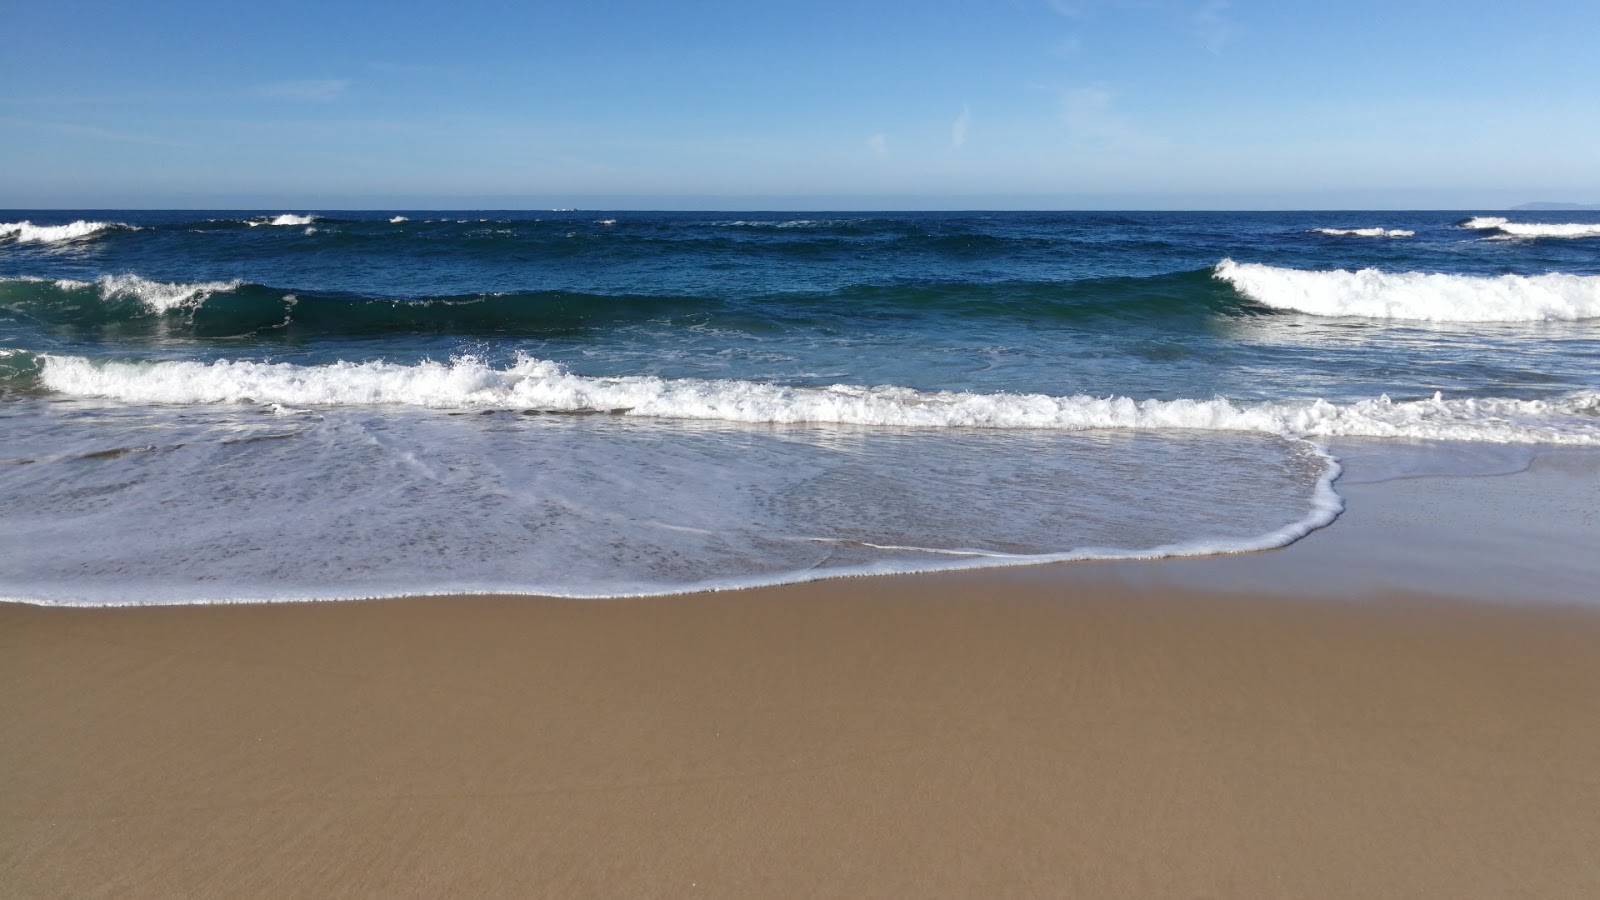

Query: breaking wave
left=53, top=274, right=245, bottom=313
left=1311, top=227, right=1414, bottom=238
left=1214, top=259, right=1600, bottom=322
left=1, top=269, right=1251, bottom=339
left=248, top=214, right=320, bottom=227
left=0, top=220, right=133, bottom=244
left=36, top=353, right=1600, bottom=445
left=1460, top=216, right=1600, bottom=239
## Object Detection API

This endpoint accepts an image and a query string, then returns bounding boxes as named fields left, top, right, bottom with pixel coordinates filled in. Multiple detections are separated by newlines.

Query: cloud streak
left=952, top=104, right=972, bottom=147
left=867, top=133, right=889, bottom=158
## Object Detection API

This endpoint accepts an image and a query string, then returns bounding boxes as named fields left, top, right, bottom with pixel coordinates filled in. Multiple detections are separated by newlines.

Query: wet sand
left=4, top=451, right=1600, bottom=898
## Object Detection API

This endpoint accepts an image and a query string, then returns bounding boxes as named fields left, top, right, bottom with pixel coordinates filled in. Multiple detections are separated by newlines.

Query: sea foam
left=1311, top=227, right=1414, bottom=238
left=1461, top=216, right=1600, bottom=239
left=37, top=354, right=1600, bottom=445
left=249, top=214, right=320, bottom=227
left=1214, top=259, right=1600, bottom=322
left=0, top=220, right=129, bottom=243
left=0, top=403, right=1343, bottom=605
left=43, top=274, right=243, bottom=313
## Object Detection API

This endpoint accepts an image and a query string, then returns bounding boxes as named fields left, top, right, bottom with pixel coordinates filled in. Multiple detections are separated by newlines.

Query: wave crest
left=0, top=220, right=131, bottom=244
left=1214, top=259, right=1600, bottom=322
left=87, top=274, right=245, bottom=313
left=1460, top=216, right=1600, bottom=239
left=248, top=214, right=320, bottom=227
left=1311, top=227, right=1414, bottom=238
left=36, top=354, right=1600, bottom=445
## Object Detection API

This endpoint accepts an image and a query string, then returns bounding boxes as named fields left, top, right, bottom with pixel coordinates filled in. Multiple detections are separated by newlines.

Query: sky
left=3, top=0, right=1598, bottom=209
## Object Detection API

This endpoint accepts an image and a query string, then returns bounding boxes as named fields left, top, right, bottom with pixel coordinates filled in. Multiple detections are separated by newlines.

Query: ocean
left=3, top=210, right=1598, bottom=605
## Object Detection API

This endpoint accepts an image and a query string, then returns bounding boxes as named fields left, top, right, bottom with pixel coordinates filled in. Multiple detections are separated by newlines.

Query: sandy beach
left=5, top=449, right=1600, bottom=898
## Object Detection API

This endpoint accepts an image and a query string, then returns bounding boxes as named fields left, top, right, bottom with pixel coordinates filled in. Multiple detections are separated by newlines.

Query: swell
left=1459, top=216, right=1600, bottom=240
left=0, top=219, right=137, bottom=244
left=1215, top=259, right=1600, bottom=322
left=3, top=214, right=1185, bottom=263
left=1, top=269, right=1244, bottom=340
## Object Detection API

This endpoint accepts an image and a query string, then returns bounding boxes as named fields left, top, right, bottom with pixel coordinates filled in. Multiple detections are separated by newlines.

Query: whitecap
left=1460, top=216, right=1600, bottom=239
left=248, top=214, right=319, bottom=227
left=1311, top=227, right=1414, bottom=238
left=36, top=353, right=1600, bottom=445
left=1214, top=259, right=1600, bottom=323
left=0, top=220, right=130, bottom=243
left=75, top=274, right=243, bottom=314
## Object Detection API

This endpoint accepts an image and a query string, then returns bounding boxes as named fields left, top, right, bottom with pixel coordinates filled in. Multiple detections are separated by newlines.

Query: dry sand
left=4, top=451, right=1600, bottom=898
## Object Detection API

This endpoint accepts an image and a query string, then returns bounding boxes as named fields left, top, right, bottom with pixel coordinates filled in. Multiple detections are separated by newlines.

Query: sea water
left=2, top=210, right=1598, bottom=604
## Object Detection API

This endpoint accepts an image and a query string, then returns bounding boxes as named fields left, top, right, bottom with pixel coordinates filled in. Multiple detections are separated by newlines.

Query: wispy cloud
left=256, top=79, right=351, bottom=102
left=1060, top=86, right=1164, bottom=152
left=1193, top=1, right=1233, bottom=53
left=952, top=104, right=972, bottom=148
left=867, top=133, right=889, bottom=158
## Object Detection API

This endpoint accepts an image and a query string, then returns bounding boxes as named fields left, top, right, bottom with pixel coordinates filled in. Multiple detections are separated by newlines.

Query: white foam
left=248, top=214, right=319, bottom=227
left=1461, top=216, right=1600, bottom=239
left=718, top=219, right=840, bottom=228
left=388, top=216, right=409, bottom=223
left=1311, top=227, right=1414, bottom=238
left=0, top=397, right=1344, bottom=606
left=37, top=354, right=1600, bottom=445
left=0, top=220, right=128, bottom=243
left=1214, top=259, right=1600, bottom=322
left=63, top=274, right=243, bottom=314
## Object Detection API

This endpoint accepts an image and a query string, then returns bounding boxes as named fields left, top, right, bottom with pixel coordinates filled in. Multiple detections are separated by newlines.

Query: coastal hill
left=1513, top=201, right=1600, bottom=210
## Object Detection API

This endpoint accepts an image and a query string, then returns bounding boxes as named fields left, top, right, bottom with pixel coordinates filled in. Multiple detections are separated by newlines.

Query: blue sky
left=3, top=0, right=1597, bottom=209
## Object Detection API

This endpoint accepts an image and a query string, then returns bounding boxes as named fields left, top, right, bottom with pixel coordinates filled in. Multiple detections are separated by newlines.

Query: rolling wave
left=0, top=219, right=134, bottom=244
left=1311, top=227, right=1414, bottom=238
left=14, top=261, right=1600, bottom=341
left=0, top=269, right=1243, bottom=339
left=1460, top=216, right=1600, bottom=239
left=33, top=353, right=1600, bottom=444
left=1214, top=259, right=1600, bottom=322
left=247, top=214, right=321, bottom=227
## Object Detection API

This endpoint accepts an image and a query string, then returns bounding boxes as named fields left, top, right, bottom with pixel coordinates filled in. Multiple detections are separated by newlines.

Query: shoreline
left=6, top=441, right=1595, bottom=610
left=5, top=449, right=1600, bottom=897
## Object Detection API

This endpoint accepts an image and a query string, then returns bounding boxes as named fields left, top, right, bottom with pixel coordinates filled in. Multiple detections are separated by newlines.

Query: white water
left=0, top=398, right=1342, bottom=606
left=1461, top=216, right=1600, bottom=239
left=37, top=353, right=1600, bottom=445
left=0, top=220, right=128, bottom=243
left=48, top=274, right=244, bottom=313
left=1215, top=259, right=1600, bottom=323
left=1311, top=227, right=1414, bottom=238
left=248, top=214, right=319, bottom=226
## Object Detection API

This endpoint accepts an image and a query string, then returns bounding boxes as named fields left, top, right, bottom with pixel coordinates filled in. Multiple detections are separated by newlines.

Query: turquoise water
left=3, top=210, right=1598, bottom=603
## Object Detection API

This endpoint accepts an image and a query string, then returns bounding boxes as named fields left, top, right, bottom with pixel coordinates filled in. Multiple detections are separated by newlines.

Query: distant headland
left=1513, top=201, right=1600, bottom=211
